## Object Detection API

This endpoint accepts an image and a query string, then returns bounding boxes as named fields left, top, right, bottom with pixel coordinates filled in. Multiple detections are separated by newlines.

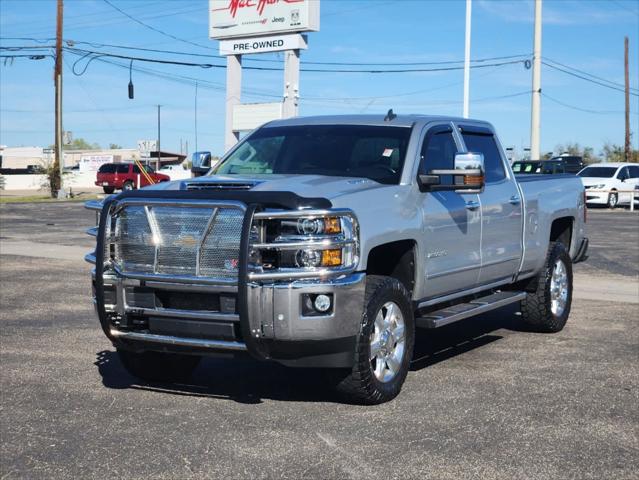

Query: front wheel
left=333, top=275, right=415, bottom=404
left=607, top=191, right=618, bottom=209
left=520, top=242, right=573, bottom=332
left=118, top=349, right=200, bottom=382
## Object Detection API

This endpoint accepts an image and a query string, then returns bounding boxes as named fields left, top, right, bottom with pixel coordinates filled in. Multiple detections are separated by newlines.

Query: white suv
left=578, top=163, right=639, bottom=208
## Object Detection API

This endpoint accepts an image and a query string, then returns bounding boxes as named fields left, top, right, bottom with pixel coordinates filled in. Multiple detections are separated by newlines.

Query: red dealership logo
left=214, top=0, right=304, bottom=18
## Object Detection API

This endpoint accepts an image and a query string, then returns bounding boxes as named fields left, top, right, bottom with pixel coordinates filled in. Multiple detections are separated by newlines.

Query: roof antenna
left=384, top=109, right=396, bottom=122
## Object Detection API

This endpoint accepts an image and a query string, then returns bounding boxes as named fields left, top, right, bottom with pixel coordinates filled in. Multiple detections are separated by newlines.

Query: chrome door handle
left=465, top=200, right=480, bottom=210
left=509, top=195, right=521, bottom=205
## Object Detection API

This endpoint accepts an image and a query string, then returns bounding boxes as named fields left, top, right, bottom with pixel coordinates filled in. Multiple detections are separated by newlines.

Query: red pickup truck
left=95, top=163, right=170, bottom=194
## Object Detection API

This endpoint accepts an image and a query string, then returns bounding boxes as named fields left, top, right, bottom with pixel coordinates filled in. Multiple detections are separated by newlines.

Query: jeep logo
left=272, top=16, right=284, bottom=23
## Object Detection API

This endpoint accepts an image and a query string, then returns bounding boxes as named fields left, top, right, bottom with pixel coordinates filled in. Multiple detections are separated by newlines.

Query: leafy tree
left=601, top=142, right=639, bottom=163
left=109, top=143, right=122, bottom=149
left=50, top=138, right=100, bottom=150
left=553, top=142, right=597, bottom=163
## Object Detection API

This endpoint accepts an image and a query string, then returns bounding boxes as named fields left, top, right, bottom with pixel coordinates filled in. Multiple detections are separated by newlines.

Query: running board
left=416, top=291, right=527, bottom=329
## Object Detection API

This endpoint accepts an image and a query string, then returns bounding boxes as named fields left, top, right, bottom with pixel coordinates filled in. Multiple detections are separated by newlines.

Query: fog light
left=314, top=294, right=332, bottom=312
left=302, top=293, right=334, bottom=316
left=296, top=249, right=322, bottom=268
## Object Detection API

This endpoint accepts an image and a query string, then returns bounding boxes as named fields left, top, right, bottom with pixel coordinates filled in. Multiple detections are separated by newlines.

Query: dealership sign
left=219, top=33, right=307, bottom=55
left=209, top=0, right=319, bottom=39
left=79, top=155, right=112, bottom=172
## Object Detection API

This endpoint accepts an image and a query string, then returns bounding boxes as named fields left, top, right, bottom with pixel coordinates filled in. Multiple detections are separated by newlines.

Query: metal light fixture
left=128, top=60, right=134, bottom=99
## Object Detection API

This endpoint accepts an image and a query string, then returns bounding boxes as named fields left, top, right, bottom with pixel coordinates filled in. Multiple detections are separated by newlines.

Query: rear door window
left=116, top=164, right=130, bottom=174
left=461, top=131, right=506, bottom=183
left=627, top=165, right=639, bottom=178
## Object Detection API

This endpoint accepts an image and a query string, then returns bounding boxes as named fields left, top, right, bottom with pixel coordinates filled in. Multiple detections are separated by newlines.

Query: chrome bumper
left=91, top=268, right=365, bottom=365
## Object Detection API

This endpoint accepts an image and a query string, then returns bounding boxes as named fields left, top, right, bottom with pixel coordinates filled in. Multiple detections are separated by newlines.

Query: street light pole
left=463, top=0, right=472, bottom=119
left=530, top=0, right=543, bottom=160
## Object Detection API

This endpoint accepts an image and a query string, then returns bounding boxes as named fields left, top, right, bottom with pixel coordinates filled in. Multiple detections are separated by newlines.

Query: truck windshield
left=213, top=125, right=412, bottom=185
left=578, top=167, right=616, bottom=178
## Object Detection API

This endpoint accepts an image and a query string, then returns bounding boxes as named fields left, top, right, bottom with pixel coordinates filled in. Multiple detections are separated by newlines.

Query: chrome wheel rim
left=369, top=301, right=405, bottom=383
left=550, top=259, right=569, bottom=317
left=609, top=194, right=617, bottom=207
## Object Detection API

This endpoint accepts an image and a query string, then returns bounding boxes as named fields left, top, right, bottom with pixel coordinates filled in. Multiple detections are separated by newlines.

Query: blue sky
left=1, top=0, right=638, bottom=157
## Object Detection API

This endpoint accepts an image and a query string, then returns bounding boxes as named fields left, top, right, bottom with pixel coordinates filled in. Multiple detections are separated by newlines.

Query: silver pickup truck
left=85, top=114, right=588, bottom=404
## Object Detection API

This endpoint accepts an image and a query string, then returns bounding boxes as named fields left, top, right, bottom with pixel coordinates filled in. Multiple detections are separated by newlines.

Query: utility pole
left=463, top=0, right=472, bottom=118
left=156, top=105, right=161, bottom=171
left=624, top=36, right=631, bottom=162
left=53, top=0, right=64, bottom=198
left=530, top=0, right=542, bottom=160
left=282, top=49, right=300, bottom=118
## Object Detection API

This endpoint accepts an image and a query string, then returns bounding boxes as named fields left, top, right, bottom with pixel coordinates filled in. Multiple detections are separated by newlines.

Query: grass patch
left=0, top=193, right=102, bottom=204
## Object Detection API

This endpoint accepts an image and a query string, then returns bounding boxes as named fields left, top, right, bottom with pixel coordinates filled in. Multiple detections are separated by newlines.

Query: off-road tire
left=607, top=191, right=618, bottom=209
left=520, top=241, right=572, bottom=333
left=122, top=180, right=135, bottom=191
left=103, top=186, right=115, bottom=194
left=334, top=275, right=415, bottom=404
left=118, top=349, right=200, bottom=382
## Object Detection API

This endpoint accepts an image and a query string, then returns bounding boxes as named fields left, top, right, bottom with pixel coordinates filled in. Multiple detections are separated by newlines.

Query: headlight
left=249, top=210, right=359, bottom=279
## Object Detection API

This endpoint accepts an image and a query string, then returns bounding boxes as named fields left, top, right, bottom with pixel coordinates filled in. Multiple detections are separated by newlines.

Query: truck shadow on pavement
left=94, top=304, right=530, bottom=404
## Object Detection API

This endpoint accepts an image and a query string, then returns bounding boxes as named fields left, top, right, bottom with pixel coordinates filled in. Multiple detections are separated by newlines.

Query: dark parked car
left=512, top=159, right=572, bottom=175
left=550, top=156, right=584, bottom=174
left=95, top=163, right=169, bottom=194
left=512, top=160, right=542, bottom=174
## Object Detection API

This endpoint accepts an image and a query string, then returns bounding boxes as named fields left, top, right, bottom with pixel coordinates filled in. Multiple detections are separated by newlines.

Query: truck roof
left=263, top=114, right=492, bottom=129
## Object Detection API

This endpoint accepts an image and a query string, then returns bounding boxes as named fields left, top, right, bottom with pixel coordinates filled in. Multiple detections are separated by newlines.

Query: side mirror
left=452, top=152, right=485, bottom=191
left=419, top=152, right=485, bottom=192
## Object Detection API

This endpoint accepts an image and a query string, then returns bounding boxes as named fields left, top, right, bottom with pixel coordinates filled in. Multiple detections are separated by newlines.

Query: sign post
left=209, top=0, right=319, bottom=153
left=225, top=54, right=242, bottom=152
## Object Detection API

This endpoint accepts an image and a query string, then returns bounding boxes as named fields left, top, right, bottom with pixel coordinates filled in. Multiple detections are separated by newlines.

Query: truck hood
left=146, top=174, right=392, bottom=201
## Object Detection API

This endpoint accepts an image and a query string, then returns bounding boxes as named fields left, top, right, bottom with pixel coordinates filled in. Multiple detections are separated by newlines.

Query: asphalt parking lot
left=1, top=203, right=637, bottom=479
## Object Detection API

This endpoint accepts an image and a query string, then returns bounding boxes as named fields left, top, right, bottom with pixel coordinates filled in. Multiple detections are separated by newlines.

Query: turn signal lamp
left=321, top=249, right=342, bottom=267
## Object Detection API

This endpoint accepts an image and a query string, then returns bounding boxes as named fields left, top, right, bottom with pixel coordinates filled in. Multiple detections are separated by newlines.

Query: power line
left=65, top=46, right=528, bottom=74
left=543, top=92, right=638, bottom=115
left=544, top=56, right=639, bottom=93
left=60, top=38, right=530, bottom=67
left=610, top=0, right=639, bottom=16
left=542, top=61, right=639, bottom=96
left=101, top=0, right=215, bottom=51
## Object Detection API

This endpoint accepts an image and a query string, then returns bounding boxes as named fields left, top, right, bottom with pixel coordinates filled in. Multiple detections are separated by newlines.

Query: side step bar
left=416, top=291, right=527, bottom=329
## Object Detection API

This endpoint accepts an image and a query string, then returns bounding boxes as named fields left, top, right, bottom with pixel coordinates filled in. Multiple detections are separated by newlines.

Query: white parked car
left=578, top=163, right=639, bottom=208
left=158, top=163, right=191, bottom=180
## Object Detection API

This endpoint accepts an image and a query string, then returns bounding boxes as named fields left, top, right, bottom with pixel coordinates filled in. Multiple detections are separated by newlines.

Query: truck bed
left=517, top=174, right=586, bottom=278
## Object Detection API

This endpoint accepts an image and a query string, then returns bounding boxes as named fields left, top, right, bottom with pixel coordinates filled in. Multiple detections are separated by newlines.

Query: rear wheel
left=520, top=241, right=572, bottom=333
left=607, top=191, right=618, bottom=209
left=122, top=180, right=135, bottom=191
left=333, top=275, right=415, bottom=404
left=117, top=349, right=200, bottom=382
left=102, top=186, right=114, bottom=194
